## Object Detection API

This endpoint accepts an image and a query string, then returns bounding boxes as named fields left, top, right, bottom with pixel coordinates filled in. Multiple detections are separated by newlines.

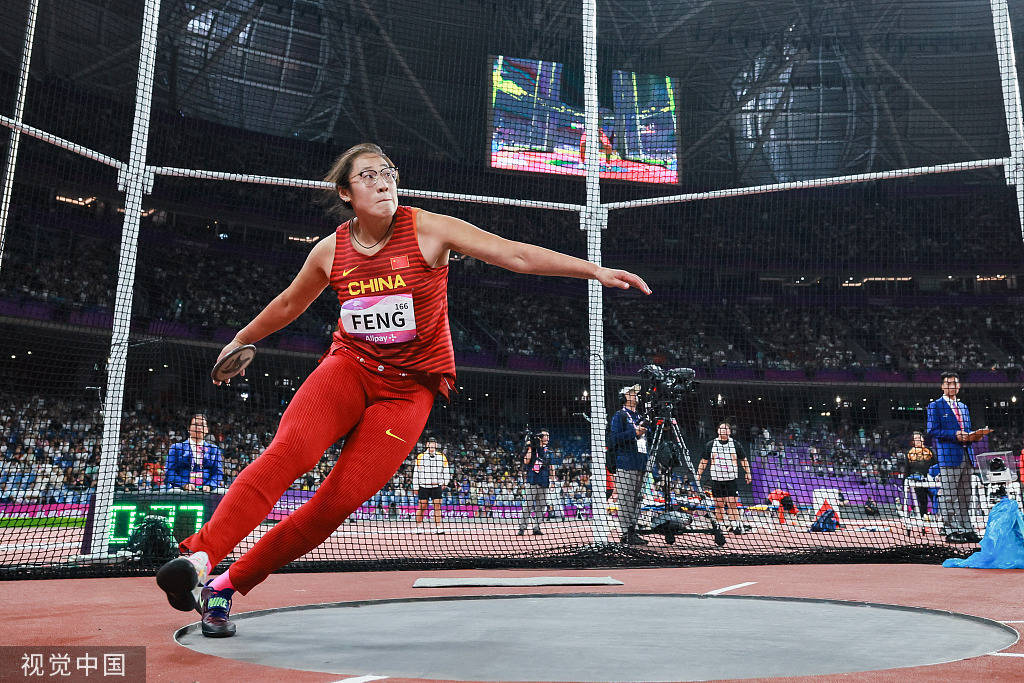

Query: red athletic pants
left=180, top=349, right=438, bottom=594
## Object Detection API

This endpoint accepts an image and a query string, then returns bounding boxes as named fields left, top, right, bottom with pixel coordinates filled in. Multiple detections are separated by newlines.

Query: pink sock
left=209, top=569, right=236, bottom=592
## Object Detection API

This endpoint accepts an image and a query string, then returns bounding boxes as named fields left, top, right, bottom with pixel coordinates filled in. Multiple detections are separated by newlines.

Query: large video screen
left=489, top=56, right=679, bottom=184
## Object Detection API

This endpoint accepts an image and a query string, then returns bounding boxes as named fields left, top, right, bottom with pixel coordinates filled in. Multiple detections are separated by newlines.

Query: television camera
left=630, top=365, right=726, bottom=547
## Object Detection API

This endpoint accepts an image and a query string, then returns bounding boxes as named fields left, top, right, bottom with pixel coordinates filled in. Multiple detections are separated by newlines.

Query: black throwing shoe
left=198, top=584, right=236, bottom=638
left=156, top=557, right=205, bottom=612
left=944, top=531, right=968, bottom=544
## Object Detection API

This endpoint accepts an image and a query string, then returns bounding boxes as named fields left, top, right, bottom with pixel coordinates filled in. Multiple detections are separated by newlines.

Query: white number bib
left=340, top=293, right=417, bottom=344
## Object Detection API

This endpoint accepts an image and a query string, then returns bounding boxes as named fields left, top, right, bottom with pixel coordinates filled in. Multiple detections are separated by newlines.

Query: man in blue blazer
left=165, top=414, right=224, bottom=492
left=926, top=371, right=983, bottom=544
left=607, top=384, right=650, bottom=545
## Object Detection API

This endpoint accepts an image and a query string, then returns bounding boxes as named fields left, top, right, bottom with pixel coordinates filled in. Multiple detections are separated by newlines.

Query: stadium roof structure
left=0, top=0, right=1021, bottom=186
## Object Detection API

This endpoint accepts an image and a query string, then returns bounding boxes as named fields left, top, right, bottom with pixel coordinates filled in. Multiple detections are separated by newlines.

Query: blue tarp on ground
left=943, top=498, right=1024, bottom=569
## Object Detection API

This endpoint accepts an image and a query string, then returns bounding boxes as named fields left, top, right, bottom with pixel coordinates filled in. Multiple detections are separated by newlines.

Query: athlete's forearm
left=498, top=241, right=599, bottom=280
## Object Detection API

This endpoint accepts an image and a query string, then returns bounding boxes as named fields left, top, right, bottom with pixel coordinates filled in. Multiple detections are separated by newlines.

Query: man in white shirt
left=412, top=436, right=450, bottom=534
left=696, top=422, right=751, bottom=534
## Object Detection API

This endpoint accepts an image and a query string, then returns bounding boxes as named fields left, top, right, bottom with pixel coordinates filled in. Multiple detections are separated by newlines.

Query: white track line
left=332, top=676, right=389, bottom=683
left=414, top=576, right=622, bottom=588
left=704, top=581, right=757, bottom=595
left=989, top=653, right=1024, bottom=657
left=998, top=620, right=1024, bottom=623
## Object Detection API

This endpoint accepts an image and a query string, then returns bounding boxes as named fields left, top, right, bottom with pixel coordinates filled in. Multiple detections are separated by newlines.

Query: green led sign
left=106, top=497, right=211, bottom=549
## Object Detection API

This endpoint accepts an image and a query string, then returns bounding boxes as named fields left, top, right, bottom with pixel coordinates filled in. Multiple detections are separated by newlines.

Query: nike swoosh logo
left=385, top=429, right=406, bottom=442
left=342, top=266, right=358, bottom=277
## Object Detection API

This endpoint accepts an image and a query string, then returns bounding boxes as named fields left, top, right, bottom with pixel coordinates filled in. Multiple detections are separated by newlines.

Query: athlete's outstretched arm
left=417, top=211, right=651, bottom=294
left=213, top=236, right=334, bottom=377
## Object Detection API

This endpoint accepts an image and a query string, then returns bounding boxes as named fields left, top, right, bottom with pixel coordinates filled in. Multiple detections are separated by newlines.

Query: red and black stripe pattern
left=328, top=206, right=456, bottom=383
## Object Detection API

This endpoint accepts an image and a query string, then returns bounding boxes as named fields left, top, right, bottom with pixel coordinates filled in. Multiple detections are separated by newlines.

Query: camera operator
left=696, top=421, right=751, bottom=534
left=518, top=430, right=551, bottom=536
left=607, top=384, right=649, bottom=545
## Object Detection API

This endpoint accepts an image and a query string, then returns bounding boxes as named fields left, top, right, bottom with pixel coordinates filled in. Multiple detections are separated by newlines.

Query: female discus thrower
left=155, top=142, right=650, bottom=637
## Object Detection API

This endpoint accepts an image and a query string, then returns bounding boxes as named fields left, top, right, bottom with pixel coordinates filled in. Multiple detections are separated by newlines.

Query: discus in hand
left=211, top=344, right=256, bottom=383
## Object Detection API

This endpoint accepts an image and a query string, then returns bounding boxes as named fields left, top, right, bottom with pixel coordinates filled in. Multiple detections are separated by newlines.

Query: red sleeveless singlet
left=328, top=206, right=455, bottom=391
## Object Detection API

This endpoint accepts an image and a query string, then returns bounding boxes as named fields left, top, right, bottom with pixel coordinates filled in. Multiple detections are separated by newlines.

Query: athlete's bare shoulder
left=306, top=231, right=337, bottom=279
left=412, top=209, right=454, bottom=268
left=414, top=208, right=445, bottom=232
left=316, top=230, right=338, bottom=250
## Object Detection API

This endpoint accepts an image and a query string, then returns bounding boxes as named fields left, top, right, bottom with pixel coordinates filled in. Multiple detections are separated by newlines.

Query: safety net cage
left=0, top=0, right=1023, bottom=580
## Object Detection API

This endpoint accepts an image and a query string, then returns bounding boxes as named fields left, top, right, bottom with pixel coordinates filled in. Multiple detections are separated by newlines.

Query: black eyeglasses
left=350, top=167, right=399, bottom=187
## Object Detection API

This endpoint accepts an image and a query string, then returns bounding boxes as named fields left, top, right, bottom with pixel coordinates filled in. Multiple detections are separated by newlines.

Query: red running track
left=2, top=562, right=1022, bottom=682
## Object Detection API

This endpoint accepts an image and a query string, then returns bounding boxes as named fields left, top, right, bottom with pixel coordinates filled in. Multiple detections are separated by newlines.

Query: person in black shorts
left=412, top=436, right=450, bottom=534
left=696, top=422, right=751, bottom=534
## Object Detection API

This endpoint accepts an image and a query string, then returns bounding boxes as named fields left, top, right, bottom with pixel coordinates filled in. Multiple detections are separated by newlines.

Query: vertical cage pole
left=0, top=0, right=41, bottom=273
left=88, top=0, right=162, bottom=557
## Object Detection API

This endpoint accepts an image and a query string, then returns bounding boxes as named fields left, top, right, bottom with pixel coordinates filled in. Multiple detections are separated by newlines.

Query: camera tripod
left=631, top=400, right=726, bottom=547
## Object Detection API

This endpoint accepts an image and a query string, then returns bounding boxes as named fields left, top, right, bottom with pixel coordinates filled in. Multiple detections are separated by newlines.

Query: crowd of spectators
left=731, top=304, right=859, bottom=371
left=752, top=421, right=908, bottom=486
left=870, top=306, right=996, bottom=372
left=0, top=393, right=597, bottom=512
left=372, top=421, right=594, bottom=516
left=751, top=418, right=1024, bottom=488
left=2, top=203, right=1022, bottom=376
left=6, top=73, right=1024, bottom=534
left=0, top=228, right=116, bottom=311
left=0, top=395, right=104, bottom=505
left=5, top=389, right=1022, bottom=515
left=604, top=299, right=733, bottom=368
